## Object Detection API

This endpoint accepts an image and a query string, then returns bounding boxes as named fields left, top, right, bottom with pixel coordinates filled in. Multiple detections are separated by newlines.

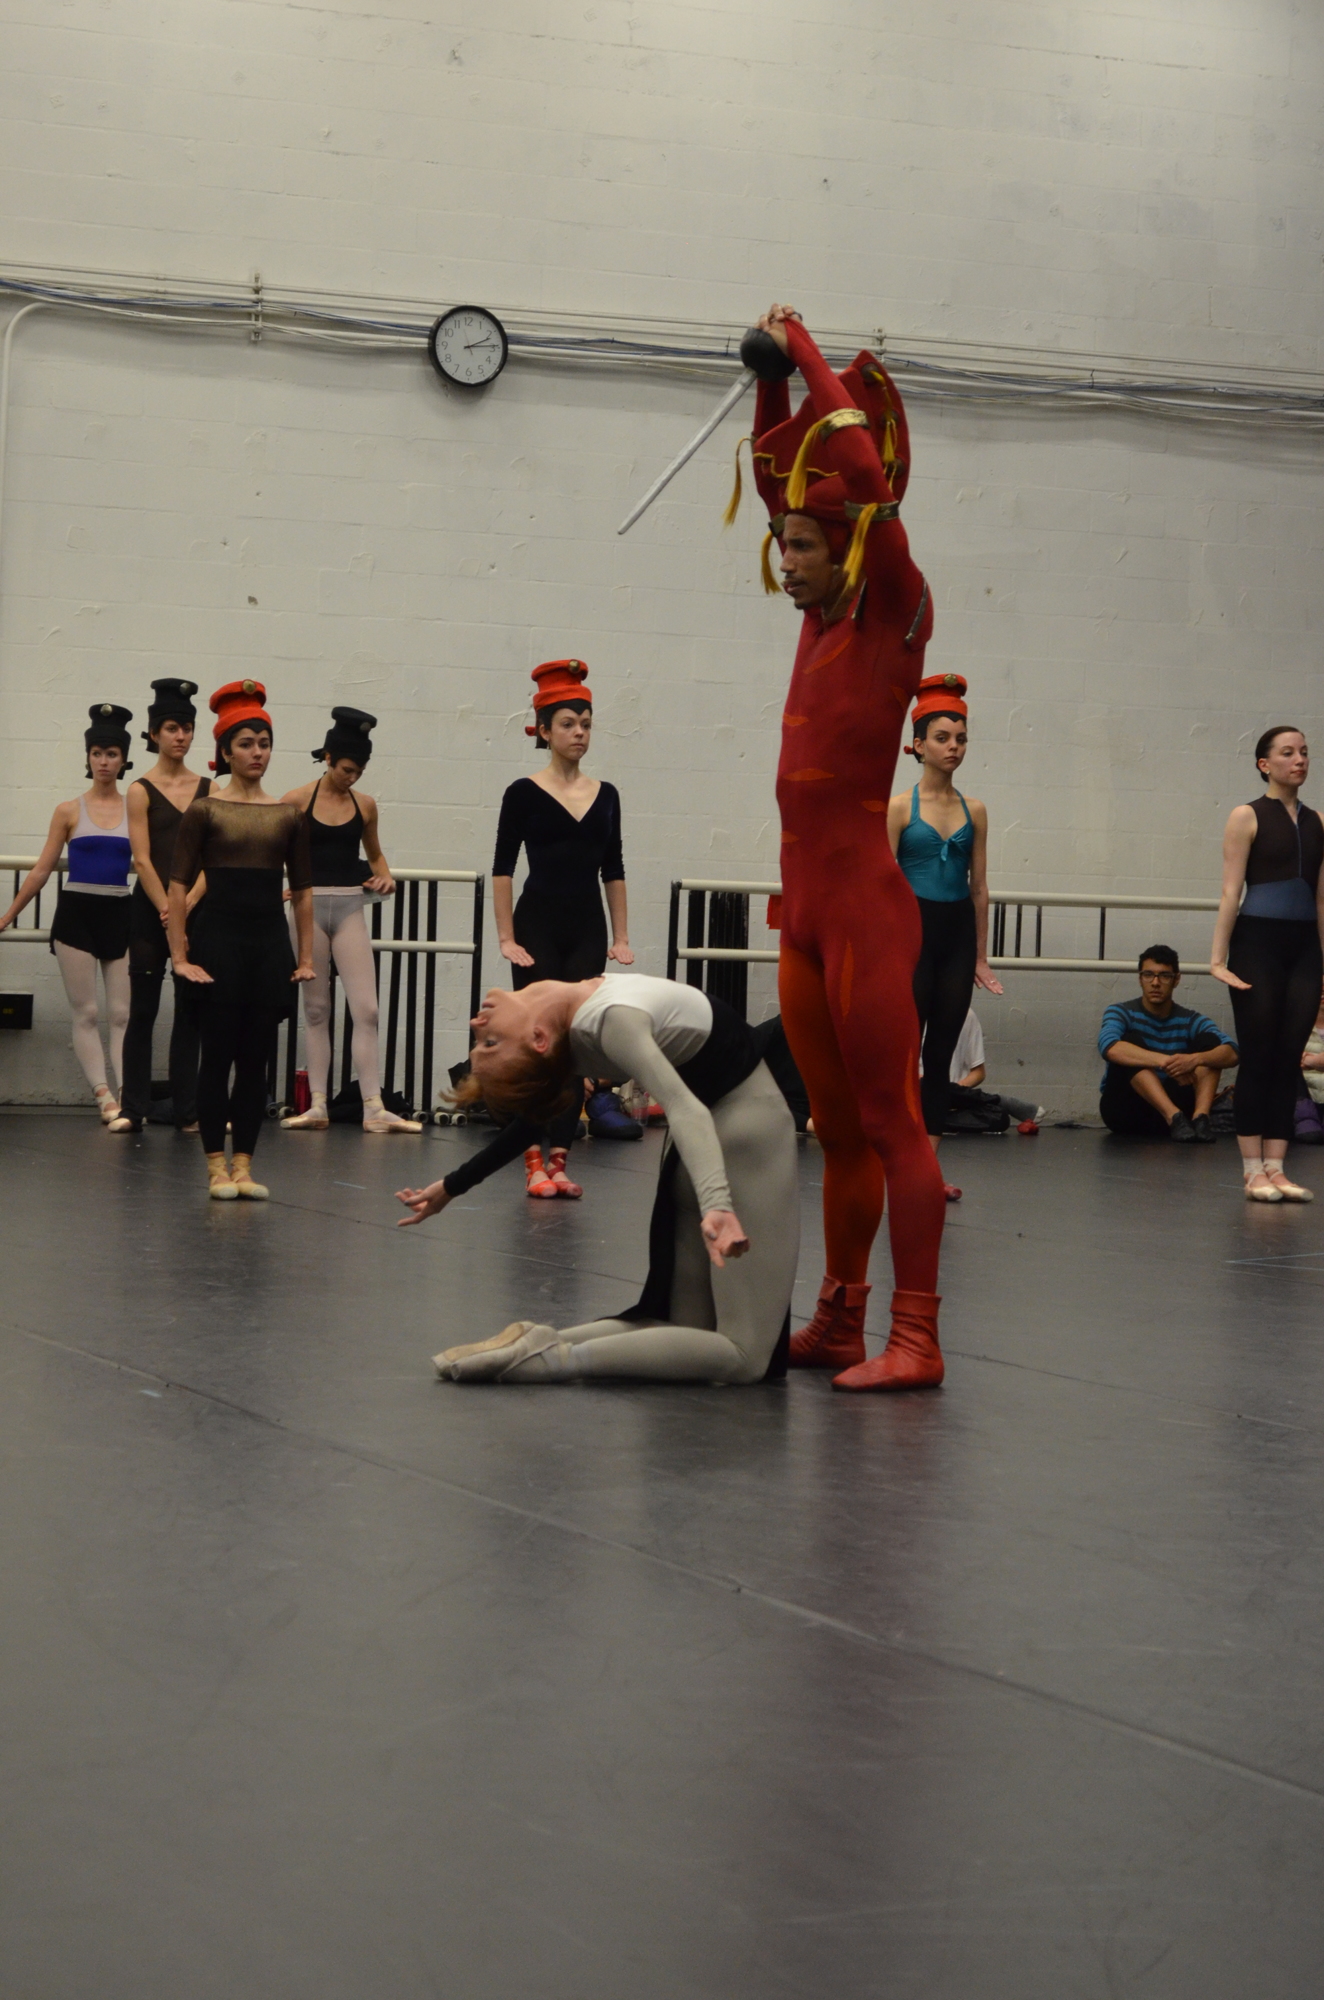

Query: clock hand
left=464, top=340, right=497, bottom=351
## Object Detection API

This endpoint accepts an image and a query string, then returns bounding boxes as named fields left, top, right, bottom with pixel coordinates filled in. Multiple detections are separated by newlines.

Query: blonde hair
left=450, top=1038, right=580, bottom=1127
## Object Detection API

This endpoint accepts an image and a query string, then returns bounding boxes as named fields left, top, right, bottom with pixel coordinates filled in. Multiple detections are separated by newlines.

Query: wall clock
left=427, top=307, right=509, bottom=388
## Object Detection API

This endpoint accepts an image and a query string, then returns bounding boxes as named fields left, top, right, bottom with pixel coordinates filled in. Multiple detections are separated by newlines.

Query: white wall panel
left=1, top=0, right=1323, bottom=1109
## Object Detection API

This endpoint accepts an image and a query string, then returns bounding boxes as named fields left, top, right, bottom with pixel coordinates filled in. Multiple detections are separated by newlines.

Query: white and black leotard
left=445, top=975, right=801, bottom=1383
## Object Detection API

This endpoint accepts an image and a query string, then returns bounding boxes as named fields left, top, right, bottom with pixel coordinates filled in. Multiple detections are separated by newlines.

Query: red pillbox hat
left=209, top=678, right=272, bottom=741
left=911, top=673, right=968, bottom=728
left=525, top=658, right=593, bottom=737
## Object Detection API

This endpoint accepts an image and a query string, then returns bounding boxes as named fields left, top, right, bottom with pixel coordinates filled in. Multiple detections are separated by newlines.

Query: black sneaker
left=1191, top=1113, right=1216, bottom=1144
left=1169, top=1111, right=1196, bottom=1143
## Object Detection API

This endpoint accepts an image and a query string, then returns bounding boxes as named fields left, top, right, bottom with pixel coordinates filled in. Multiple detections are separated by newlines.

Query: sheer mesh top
left=171, top=797, right=313, bottom=889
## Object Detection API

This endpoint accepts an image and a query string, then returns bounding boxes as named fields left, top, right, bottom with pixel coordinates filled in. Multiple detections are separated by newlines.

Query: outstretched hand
left=1210, top=963, right=1251, bottom=991
left=500, top=939, right=535, bottom=969
left=396, top=1181, right=451, bottom=1227
left=700, top=1208, right=750, bottom=1269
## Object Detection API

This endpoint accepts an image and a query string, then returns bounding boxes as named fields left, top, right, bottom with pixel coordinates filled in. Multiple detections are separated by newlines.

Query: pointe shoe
left=107, top=1116, right=141, bottom=1134
left=206, top=1154, right=239, bottom=1201
left=943, top=1183, right=962, bottom=1202
left=433, top=1321, right=556, bottom=1381
left=94, top=1087, right=120, bottom=1125
left=788, top=1276, right=870, bottom=1370
left=362, top=1099, right=424, bottom=1133
left=833, top=1289, right=944, bottom=1392
left=1266, top=1171, right=1313, bottom=1202
left=281, top=1096, right=329, bottom=1130
left=229, top=1153, right=269, bottom=1200
left=1244, top=1172, right=1284, bottom=1203
left=524, top=1146, right=558, bottom=1198
left=546, top=1147, right=583, bottom=1198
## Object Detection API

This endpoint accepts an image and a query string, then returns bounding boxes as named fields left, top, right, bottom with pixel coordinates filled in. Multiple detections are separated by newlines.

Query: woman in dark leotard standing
left=1211, top=724, right=1324, bottom=1202
left=117, top=678, right=213, bottom=1133
left=887, top=674, right=1001, bottom=1202
left=169, top=681, right=314, bottom=1200
left=491, top=658, right=634, bottom=1197
left=279, top=708, right=422, bottom=1134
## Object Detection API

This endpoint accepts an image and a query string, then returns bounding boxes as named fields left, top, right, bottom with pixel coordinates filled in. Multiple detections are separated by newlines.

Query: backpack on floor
left=943, top=1085, right=1011, bottom=1135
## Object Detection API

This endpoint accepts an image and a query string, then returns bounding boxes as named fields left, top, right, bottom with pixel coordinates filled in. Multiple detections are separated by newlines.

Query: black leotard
left=305, top=777, right=369, bottom=888
left=492, top=778, right=624, bottom=899
left=1229, top=796, right=1324, bottom=1138
left=492, top=778, right=627, bottom=1150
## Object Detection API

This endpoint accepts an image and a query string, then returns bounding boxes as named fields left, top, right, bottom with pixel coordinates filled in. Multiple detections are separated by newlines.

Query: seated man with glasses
left=1098, top=945, right=1238, bottom=1143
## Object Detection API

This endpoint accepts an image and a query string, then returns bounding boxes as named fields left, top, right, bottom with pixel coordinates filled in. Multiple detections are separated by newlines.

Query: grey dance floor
left=2, top=1111, right=1323, bottom=1999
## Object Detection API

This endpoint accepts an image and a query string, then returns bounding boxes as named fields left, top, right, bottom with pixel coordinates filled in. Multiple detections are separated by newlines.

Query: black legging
left=197, top=1005, right=281, bottom=1156
left=512, top=892, right=608, bottom=1150
left=913, top=896, right=977, bottom=1137
left=1228, top=916, right=1322, bottom=1140
left=121, top=966, right=201, bottom=1126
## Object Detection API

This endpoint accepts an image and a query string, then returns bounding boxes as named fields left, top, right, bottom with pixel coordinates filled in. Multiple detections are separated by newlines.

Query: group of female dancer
left=0, top=678, right=422, bottom=1194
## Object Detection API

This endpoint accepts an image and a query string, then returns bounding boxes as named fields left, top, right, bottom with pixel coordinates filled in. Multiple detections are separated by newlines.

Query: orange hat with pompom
left=525, top=658, right=592, bottom=737
left=911, top=673, right=967, bottom=730
left=208, top=679, right=272, bottom=770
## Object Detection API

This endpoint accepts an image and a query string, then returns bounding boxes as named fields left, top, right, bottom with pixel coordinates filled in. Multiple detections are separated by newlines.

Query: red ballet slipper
left=546, top=1147, right=583, bottom=1199
left=523, top=1146, right=558, bottom=1199
left=1017, top=1118, right=1039, bottom=1136
left=833, top=1289, right=944, bottom=1392
left=943, top=1183, right=962, bottom=1202
left=788, top=1275, right=869, bottom=1370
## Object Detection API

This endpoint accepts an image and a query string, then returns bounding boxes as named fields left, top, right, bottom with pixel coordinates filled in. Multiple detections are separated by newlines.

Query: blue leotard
left=895, top=786, right=973, bottom=903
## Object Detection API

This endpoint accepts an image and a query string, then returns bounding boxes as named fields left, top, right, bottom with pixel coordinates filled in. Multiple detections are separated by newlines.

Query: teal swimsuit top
left=896, top=786, right=973, bottom=902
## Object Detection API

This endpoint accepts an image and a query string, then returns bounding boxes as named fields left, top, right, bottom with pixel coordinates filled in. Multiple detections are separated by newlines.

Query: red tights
left=779, top=940, right=945, bottom=1293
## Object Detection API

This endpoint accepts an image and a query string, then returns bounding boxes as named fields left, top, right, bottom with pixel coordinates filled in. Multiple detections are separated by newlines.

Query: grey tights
left=504, top=1064, right=799, bottom=1385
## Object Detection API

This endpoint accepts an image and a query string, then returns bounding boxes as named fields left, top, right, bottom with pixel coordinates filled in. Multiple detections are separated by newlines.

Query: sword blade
left=616, top=370, right=755, bottom=535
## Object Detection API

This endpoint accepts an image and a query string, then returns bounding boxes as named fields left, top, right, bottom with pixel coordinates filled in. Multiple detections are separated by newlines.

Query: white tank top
left=569, top=974, right=713, bottom=1080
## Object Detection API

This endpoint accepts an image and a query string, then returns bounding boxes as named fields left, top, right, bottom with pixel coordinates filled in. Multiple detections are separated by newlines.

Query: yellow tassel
left=785, top=417, right=830, bottom=513
left=785, top=408, right=870, bottom=510
left=722, top=437, right=750, bottom=527
left=760, top=532, right=780, bottom=595
left=840, top=502, right=880, bottom=599
left=881, top=415, right=898, bottom=467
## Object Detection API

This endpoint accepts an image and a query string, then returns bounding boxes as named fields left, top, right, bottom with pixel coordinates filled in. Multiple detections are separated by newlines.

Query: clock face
left=428, top=307, right=509, bottom=388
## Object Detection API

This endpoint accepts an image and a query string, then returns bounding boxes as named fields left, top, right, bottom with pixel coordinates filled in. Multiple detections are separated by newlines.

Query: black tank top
left=1242, top=796, right=1323, bottom=920
left=135, top=776, right=209, bottom=891
left=305, top=777, right=368, bottom=887
left=671, top=993, right=762, bottom=1107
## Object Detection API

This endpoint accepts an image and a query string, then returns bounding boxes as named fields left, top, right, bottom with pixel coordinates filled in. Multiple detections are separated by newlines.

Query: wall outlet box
left=0, top=995, right=34, bottom=1030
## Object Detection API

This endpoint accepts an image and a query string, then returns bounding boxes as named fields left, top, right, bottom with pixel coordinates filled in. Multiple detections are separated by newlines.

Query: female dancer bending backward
left=118, top=678, right=213, bottom=1133
left=396, top=973, right=798, bottom=1385
left=888, top=672, right=1002, bottom=1202
left=169, top=681, right=314, bottom=1200
left=280, top=707, right=422, bottom=1134
left=1211, top=724, right=1324, bottom=1202
left=491, top=658, right=634, bottom=1199
left=0, top=703, right=135, bottom=1124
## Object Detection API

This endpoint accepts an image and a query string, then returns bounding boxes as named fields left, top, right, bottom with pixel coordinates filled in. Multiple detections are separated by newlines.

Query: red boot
left=788, top=1276, right=870, bottom=1370
left=833, top=1290, right=943, bottom=1391
left=524, top=1146, right=558, bottom=1199
left=546, top=1147, right=583, bottom=1198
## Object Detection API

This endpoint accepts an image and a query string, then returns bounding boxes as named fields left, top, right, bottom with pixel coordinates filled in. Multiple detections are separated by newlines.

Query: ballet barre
left=666, top=878, right=1227, bottom=1013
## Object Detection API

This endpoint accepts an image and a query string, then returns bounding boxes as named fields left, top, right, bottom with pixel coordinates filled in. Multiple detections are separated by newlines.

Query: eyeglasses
left=1140, top=970, right=1177, bottom=983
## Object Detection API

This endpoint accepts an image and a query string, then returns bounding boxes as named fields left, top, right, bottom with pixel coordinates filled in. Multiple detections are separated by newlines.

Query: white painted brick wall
left=1, top=0, right=1323, bottom=1111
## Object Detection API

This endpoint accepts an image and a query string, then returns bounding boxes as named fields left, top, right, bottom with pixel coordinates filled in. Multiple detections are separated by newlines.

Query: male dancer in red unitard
left=732, top=304, right=946, bottom=1389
